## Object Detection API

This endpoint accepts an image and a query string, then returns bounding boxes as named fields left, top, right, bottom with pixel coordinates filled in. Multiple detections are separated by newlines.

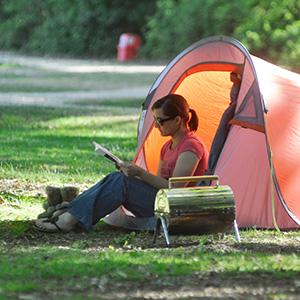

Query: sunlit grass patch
left=0, top=192, right=44, bottom=221
left=0, top=62, right=21, bottom=68
left=0, top=105, right=139, bottom=185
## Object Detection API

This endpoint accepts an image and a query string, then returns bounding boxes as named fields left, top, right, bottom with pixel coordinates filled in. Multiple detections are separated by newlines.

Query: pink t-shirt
left=160, top=132, right=208, bottom=179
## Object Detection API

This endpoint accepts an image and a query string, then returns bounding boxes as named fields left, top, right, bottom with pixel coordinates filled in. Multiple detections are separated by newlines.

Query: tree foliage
left=142, top=0, right=300, bottom=70
left=0, top=0, right=155, bottom=57
left=234, top=0, right=300, bottom=69
left=0, top=0, right=300, bottom=70
left=141, top=0, right=253, bottom=59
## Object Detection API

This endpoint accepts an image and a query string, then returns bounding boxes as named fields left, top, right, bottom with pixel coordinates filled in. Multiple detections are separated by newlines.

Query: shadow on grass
left=0, top=105, right=96, bottom=123
left=0, top=219, right=156, bottom=249
left=71, top=98, right=145, bottom=108
left=1, top=220, right=299, bottom=298
left=0, top=100, right=143, bottom=124
left=0, top=271, right=298, bottom=300
left=235, top=242, right=300, bottom=254
left=0, top=220, right=299, bottom=299
left=1, top=219, right=300, bottom=254
left=0, top=218, right=208, bottom=249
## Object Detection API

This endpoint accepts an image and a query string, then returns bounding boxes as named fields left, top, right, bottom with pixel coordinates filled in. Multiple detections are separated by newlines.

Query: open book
left=92, top=141, right=123, bottom=165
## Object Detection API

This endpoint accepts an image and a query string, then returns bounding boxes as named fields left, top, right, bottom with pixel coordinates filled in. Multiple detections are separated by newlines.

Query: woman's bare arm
left=119, top=162, right=169, bottom=189
left=119, top=151, right=199, bottom=189
left=171, top=151, right=200, bottom=187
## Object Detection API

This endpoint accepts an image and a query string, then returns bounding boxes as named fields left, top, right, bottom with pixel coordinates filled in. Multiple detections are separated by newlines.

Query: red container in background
left=117, top=33, right=141, bottom=61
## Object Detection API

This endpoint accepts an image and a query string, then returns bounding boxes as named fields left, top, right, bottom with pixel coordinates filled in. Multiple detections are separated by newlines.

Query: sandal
left=35, top=217, right=65, bottom=233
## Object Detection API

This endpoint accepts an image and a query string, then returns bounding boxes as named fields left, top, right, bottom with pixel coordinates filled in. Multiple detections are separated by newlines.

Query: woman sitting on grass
left=35, top=94, right=209, bottom=233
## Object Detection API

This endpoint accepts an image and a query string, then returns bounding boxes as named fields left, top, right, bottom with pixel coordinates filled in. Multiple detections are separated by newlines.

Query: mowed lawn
left=0, top=63, right=299, bottom=299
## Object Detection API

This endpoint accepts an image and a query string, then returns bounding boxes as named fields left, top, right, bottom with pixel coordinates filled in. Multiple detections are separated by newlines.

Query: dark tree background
left=0, top=0, right=299, bottom=70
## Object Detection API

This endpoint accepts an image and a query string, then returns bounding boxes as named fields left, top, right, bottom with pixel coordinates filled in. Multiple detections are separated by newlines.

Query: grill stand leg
left=160, top=216, right=171, bottom=246
left=152, top=218, right=161, bottom=244
left=152, top=216, right=171, bottom=246
left=233, top=219, right=241, bottom=242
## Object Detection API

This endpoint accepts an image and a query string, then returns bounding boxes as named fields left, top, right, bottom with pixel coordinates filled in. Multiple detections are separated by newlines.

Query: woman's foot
left=35, top=212, right=77, bottom=233
left=35, top=217, right=65, bottom=233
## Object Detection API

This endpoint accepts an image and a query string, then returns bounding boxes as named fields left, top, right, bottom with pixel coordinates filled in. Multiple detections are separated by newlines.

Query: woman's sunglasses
left=154, top=116, right=176, bottom=126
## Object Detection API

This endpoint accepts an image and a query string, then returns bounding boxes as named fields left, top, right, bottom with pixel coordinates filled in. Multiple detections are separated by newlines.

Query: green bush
left=0, top=0, right=45, bottom=49
left=141, top=0, right=252, bottom=60
left=1, top=0, right=300, bottom=70
left=0, top=0, right=155, bottom=57
left=142, top=0, right=300, bottom=71
left=234, top=0, right=300, bottom=70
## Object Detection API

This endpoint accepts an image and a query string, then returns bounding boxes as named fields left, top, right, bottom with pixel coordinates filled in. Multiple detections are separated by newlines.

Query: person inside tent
left=206, top=72, right=241, bottom=175
left=35, top=94, right=209, bottom=233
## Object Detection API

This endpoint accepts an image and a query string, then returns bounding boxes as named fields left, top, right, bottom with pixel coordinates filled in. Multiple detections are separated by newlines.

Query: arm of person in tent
left=118, top=151, right=200, bottom=189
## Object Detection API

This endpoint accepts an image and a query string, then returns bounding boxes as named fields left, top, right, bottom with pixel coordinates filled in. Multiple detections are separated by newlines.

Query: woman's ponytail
left=188, top=108, right=199, bottom=131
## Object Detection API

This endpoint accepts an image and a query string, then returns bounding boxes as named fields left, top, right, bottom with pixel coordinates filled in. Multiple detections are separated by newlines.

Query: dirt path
left=0, top=52, right=164, bottom=107
left=0, top=87, right=151, bottom=106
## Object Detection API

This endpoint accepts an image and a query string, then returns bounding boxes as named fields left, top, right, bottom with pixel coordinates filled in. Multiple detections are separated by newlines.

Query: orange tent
left=134, top=36, right=300, bottom=229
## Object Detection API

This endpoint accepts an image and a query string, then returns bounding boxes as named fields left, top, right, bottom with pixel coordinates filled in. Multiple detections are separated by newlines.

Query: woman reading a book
left=35, top=94, right=209, bottom=232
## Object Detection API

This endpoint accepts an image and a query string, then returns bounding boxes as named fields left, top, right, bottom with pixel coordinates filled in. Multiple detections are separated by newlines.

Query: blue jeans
left=68, top=172, right=158, bottom=230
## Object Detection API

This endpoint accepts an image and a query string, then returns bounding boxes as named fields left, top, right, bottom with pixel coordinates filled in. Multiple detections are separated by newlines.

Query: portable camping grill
left=153, top=175, right=240, bottom=246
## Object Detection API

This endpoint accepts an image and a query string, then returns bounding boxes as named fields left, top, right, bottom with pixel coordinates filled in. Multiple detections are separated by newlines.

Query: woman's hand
left=119, top=162, right=144, bottom=178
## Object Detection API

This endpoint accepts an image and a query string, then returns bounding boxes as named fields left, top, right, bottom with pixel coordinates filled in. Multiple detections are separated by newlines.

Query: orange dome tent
left=133, top=36, right=300, bottom=229
left=104, top=36, right=300, bottom=230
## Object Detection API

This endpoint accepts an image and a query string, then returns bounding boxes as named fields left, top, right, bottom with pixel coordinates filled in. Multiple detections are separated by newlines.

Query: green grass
left=0, top=63, right=299, bottom=299
left=0, top=242, right=298, bottom=282
left=0, top=104, right=140, bottom=185
left=0, top=65, right=158, bottom=92
left=0, top=228, right=299, bottom=298
left=0, top=100, right=300, bottom=299
left=71, top=98, right=145, bottom=108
